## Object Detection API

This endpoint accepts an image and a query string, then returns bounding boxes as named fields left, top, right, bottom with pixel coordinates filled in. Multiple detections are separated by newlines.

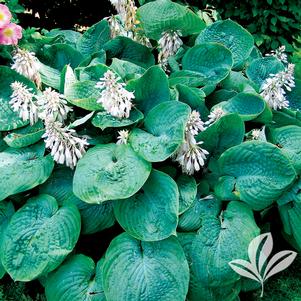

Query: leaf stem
left=260, top=281, right=264, bottom=298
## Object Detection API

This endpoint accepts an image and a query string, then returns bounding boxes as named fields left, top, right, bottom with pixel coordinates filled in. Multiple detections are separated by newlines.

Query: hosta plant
left=0, top=0, right=300, bottom=300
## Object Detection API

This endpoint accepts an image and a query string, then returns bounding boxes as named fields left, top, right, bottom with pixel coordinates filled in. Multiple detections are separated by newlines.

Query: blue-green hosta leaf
left=182, top=43, right=233, bottom=85
left=267, top=125, right=301, bottom=173
left=73, top=144, right=151, bottom=204
left=127, top=65, right=170, bottom=113
left=78, top=50, right=107, bottom=68
left=103, top=37, right=155, bottom=69
left=220, top=71, right=257, bottom=93
left=61, top=65, right=77, bottom=94
left=92, top=108, right=144, bottom=130
left=216, top=141, right=296, bottom=210
left=272, top=108, right=301, bottom=127
left=77, top=20, right=111, bottom=57
left=0, top=201, right=15, bottom=279
left=39, top=44, right=84, bottom=71
left=0, top=66, right=37, bottom=131
left=3, top=120, right=44, bottom=148
left=169, top=70, right=208, bottom=87
left=188, top=202, right=259, bottom=301
left=65, top=80, right=102, bottom=110
left=129, top=101, right=190, bottom=162
left=114, top=170, right=178, bottom=241
left=45, top=255, right=106, bottom=301
left=0, top=142, right=54, bottom=201
left=246, top=57, right=284, bottom=90
left=287, top=79, right=301, bottom=111
left=215, top=92, right=265, bottom=121
left=197, top=113, right=245, bottom=158
left=103, top=233, right=189, bottom=301
left=46, top=29, right=82, bottom=48
left=110, top=58, right=146, bottom=81
left=178, top=196, right=221, bottom=232
left=175, top=84, right=208, bottom=120
left=76, top=64, right=109, bottom=81
left=177, top=174, right=197, bottom=214
left=40, top=167, right=115, bottom=235
left=196, top=20, right=254, bottom=70
left=0, top=194, right=81, bottom=281
left=37, top=61, right=61, bottom=90
left=137, top=0, right=205, bottom=40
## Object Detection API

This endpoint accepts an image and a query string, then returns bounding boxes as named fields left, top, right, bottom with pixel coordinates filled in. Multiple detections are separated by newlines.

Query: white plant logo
left=229, top=232, right=297, bottom=297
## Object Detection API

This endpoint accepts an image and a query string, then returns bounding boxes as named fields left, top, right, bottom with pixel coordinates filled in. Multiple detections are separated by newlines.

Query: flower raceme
left=11, top=48, right=42, bottom=87
left=173, top=110, right=209, bottom=175
left=95, top=70, right=135, bottom=118
left=260, top=63, right=295, bottom=110
left=0, top=4, right=22, bottom=45
left=43, top=119, right=89, bottom=169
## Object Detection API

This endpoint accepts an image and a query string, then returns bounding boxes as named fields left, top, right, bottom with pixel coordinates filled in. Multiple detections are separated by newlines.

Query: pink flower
left=0, top=23, right=22, bottom=45
left=0, top=4, right=12, bottom=28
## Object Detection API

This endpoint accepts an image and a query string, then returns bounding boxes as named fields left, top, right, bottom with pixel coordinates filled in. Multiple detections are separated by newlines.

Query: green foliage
left=0, top=0, right=300, bottom=300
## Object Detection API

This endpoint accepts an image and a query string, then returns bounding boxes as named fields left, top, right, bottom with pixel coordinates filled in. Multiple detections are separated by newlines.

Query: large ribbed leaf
left=287, top=79, right=301, bottom=111
left=182, top=43, right=233, bottom=85
left=0, top=142, right=54, bottom=201
left=178, top=196, right=221, bottom=232
left=246, top=57, right=284, bottom=89
left=215, top=92, right=265, bottom=121
left=40, top=167, right=115, bottom=235
left=0, top=66, right=37, bottom=131
left=114, top=170, right=178, bottom=241
left=216, top=141, right=296, bottom=210
left=177, top=174, right=197, bottom=214
left=175, top=84, right=208, bottom=120
left=92, top=108, right=144, bottom=130
left=110, top=58, right=145, bottom=81
left=137, top=0, right=205, bottom=40
left=37, top=61, right=61, bottom=90
left=0, top=194, right=81, bottom=281
left=45, top=255, right=105, bottom=301
left=73, top=144, right=151, bottom=204
left=103, top=37, right=155, bottom=69
left=278, top=180, right=301, bottom=251
left=40, top=44, right=84, bottom=71
left=127, top=65, right=170, bottom=113
left=3, top=120, right=44, bottom=148
left=188, top=202, right=259, bottom=301
left=129, top=101, right=190, bottom=162
left=0, top=201, right=15, bottom=279
left=76, top=64, right=109, bottom=81
left=196, top=20, right=254, bottom=69
left=65, top=80, right=102, bottom=110
left=103, top=233, right=189, bottom=301
left=267, top=125, right=301, bottom=173
left=197, top=113, right=245, bottom=158
left=77, top=20, right=111, bottom=57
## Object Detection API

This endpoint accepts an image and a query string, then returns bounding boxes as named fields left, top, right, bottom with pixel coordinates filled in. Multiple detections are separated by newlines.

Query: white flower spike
left=266, top=45, right=288, bottom=64
left=37, top=87, right=72, bottom=122
left=205, top=107, right=226, bottom=126
left=95, top=70, right=134, bottom=118
left=158, top=30, right=183, bottom=70
left=260, top=63, right=295, bottom=110
left=11, top=48, right=41, bottom=87
left=10, top=81, right=39, bottom=125
left=43, top=118, right=89, bottom=169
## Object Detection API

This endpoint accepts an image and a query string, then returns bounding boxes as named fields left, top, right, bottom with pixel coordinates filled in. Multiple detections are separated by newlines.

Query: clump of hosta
left=158, top=30, right=183, bottom=69
left=10, top=81, right=38, bottom=125
left=173, top=110, right=208, bottom=175
left=11, top=48, right=41, bottom=87
left=205, top=107, right=226, bottom=126
left=37, top=88, right=72, bottom=122
left=260, top=63, right=295, bottom=110
left=266, top=45, right=288, bottom=64
left=95, top=70, right=134, bottom=118
left=43, top=118, right=89, bottom=169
